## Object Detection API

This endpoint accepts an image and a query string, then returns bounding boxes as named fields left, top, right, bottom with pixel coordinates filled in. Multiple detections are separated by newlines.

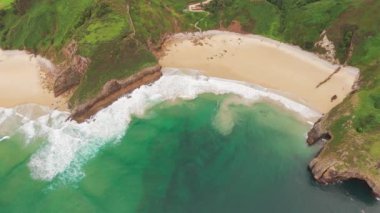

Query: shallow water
left=0, top=94, right=379, bottom=212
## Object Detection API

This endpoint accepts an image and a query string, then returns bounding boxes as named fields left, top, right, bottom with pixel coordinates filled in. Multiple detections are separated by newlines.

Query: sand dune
left=159, top=31, right=359, bottom=113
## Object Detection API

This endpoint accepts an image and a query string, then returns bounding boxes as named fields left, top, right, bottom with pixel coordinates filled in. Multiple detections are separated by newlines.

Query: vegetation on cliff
left=306, top=1, right=380, bottom=196
left=1, top=0, right=380, bottom=195
left=0, top=0, right=188, bottom=106
left=0, top=0, right=352, bottom=104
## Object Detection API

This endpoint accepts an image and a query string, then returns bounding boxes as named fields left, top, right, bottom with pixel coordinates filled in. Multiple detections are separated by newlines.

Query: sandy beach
left=159, top=31, right=359, bottom=114
left=0, top=49, right=67, bottom=110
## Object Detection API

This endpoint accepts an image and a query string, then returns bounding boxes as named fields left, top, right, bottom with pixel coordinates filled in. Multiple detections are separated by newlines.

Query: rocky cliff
left=309, top=152, right=380, bottom=197
left=53, top=41, right=90, bottom=97
left=307, top=111, right=380, bottom=198
left=70, top=65, right=162, bottom=123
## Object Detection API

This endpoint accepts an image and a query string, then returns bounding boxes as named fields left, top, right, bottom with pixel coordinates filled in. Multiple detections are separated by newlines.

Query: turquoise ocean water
left=0, top=94, right=379, bottom=212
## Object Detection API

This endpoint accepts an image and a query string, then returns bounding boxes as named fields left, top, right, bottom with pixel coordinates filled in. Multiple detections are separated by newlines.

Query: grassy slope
left=1, top=0, right=380, bottom=176
left=0, top=0, right=212, bottom=105
left=315, top=0, right=380, bottom=178
left=0, top=0, right=13, bottom=10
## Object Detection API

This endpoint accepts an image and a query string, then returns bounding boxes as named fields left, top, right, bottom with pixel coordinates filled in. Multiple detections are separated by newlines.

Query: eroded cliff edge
left=307, top=95, right=380, bottom=197
left=69, top=65, right=162, bottom=123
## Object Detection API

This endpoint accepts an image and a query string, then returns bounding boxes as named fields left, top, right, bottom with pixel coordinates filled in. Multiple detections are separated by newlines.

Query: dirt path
left=188, top=0, right=213, bottom=12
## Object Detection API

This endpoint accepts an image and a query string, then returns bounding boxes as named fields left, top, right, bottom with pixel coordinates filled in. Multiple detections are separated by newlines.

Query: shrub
left=12, top=0, right=33, bottom=15
left=205, top=0, right=233, bottom=13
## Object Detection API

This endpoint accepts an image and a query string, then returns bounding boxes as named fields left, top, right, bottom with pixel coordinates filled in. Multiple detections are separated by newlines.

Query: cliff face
left=70, top=65, right=162, bottom=123
left=307, top=112, right=380, bottom=198
left=307, top=118, right=331, bottom=145
left=53, top=41, right=89, bottom=97
left=309, top=152, right=380, bottom=197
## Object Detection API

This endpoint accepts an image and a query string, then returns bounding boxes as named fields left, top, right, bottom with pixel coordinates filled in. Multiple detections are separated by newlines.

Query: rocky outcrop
left=307, top=117, right=380, bottom=198
left=306, top=117, right=331, bottom=145
left=53, top=41, right=90, bottom=97
left=309, top=154, right=380, bottom=198
left=314, top=30, right=339, bottom=64
left=70, top=65, right=162, bottom=123
left=53, top=67, right=82, bottom=97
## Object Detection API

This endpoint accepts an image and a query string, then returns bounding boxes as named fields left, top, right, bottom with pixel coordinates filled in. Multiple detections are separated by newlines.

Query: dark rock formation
left=307, top=116, right=380, bottom=198
left=53, top=68, right=82, bottom=97
left=53, top=41, right=90, bottom=97
left=330, top=95, right=338, bottom=102
left=306, top=117, right=331, bottom=145
left=309, top=155, right=380, bottom=198
left=70, top=65, right=162, bottom=123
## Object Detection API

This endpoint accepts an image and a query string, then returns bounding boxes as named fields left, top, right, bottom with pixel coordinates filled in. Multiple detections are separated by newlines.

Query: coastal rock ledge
left=307, top=119, right=380, bottom=198
left=70, top=65, right=162, bottom=123
left=309, top=155, right=380, bottom=197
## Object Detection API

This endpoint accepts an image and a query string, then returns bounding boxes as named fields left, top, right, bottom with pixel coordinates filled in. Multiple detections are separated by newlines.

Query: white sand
left=159, top=31, right=359, bottom=113
left=0, top=49, right=67, bottom=110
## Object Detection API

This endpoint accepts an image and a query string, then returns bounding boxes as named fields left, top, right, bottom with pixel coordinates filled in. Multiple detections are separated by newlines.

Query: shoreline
left=163, top=68, right=321, bottom=123
left=70, top=65, right=162, bottom=123
left=0, top=49, right=67, bottom=111
left=158, top=31, right=380, bottom=198
left=0, top=30, right=359, bottom=119
left=0, top=68, right=319, bottom=182
left=0, top=31, right=372, bottom=196
left=159, top=30, right=359, bottom=114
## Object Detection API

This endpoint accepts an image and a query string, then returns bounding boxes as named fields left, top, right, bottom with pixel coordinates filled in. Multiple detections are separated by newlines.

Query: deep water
left=0, top=94, right=379, bottom=213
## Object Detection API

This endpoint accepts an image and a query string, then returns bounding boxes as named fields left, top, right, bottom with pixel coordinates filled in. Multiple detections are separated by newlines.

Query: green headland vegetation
left=1, top=0, right=380, bottom=195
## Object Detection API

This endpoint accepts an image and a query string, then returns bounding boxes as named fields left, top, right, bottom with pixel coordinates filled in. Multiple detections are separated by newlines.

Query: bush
left=267, top=0, right=321, bottom=9
left=337, top=24, right=358, bottom=61
left=0, top=10, right=6, bottom=17
left=75, top=7, right=92, bottom=28
left=12, top=0, right=33, bottom=15
left=355, top=113, right=380, bottom=133
left=97, top=3, right=111, bottom=18
left=205, top=0, right=233, bottom=13
left=371, top=94, right=380, bottom=109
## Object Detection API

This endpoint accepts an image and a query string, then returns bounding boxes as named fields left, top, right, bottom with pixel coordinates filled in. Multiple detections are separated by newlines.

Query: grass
left=205, top=0, right=281, bottom=38
left=0, top=0, right=95, bottom=51
left=352, top=34, right=380, bottom=66
left=199, top=0, right=380, bottom=179
left=0, top=0, right=14, bottom=10
left=299, top=0, right=380, bottom=178
left=70, top=40, right=157, bottom=106
left=81, top=15, right=126, bottom=45
left=280, top=0, right=351, bottom=49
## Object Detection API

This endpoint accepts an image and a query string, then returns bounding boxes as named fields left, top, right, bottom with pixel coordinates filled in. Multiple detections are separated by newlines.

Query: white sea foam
left=0, top=68, right=321, bottom=182
left=0, top=136, right=10, bottom=142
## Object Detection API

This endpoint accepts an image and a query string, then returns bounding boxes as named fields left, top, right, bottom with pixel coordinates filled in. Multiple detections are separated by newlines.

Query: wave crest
left=0, top=68, right=320, bottom=182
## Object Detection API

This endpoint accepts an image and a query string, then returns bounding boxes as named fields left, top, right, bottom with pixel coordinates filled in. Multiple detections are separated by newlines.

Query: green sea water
left=0, top=94, right=379, bottom=212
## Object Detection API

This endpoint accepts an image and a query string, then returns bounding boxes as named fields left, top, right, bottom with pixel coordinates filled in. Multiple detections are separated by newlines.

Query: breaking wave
left=0, top=68, right=320, bottom=183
